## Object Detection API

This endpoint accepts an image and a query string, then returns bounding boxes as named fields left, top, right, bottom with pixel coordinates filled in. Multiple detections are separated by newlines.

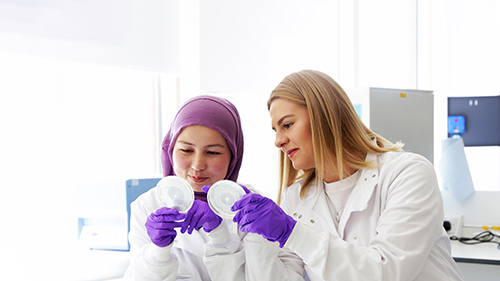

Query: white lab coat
left=124, top=184, right=305, bottom=281
left=282, top=151, right=464, bottom=281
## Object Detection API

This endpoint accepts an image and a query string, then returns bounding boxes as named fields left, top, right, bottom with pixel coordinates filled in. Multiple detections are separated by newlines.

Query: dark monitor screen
left=447, top=96, right=500, bottom=146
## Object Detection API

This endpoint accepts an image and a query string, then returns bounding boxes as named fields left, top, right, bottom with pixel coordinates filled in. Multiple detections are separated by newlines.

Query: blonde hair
left=267, top=70, right=403, bottom=205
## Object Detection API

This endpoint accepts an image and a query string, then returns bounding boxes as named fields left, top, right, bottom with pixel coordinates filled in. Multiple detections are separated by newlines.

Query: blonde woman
left=231, top=70, right=464, bottom=280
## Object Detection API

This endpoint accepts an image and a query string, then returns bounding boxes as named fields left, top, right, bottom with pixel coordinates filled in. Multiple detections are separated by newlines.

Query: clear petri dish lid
left=207, top=180, right=246, bottom=219
left=155, top=176, right=194, bottom=213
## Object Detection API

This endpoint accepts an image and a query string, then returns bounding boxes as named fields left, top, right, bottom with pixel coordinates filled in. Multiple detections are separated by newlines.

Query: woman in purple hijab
left=125, top=95, right=305, bottom=281
left=161, top=95, right=243, bottom=187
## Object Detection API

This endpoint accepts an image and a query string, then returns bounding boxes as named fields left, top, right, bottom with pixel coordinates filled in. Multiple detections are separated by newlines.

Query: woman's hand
left=145, top=207, right=185, bottom=247
left=231, top=193, right=297, bottom=248
left=181, top=200, right=223, bottom=234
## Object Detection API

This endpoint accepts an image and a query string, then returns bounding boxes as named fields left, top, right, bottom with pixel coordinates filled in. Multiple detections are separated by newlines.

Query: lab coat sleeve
left=243, top=233, right=306, bottom=281
left=123, top=199, right=179, bottom=281
left=284, top=154, right=447, bottom=280
left=203, top=221, right=246, bottom=280
left=124, top=243, right=179, bottom=281
left=241, top=184, right=306, bottom=280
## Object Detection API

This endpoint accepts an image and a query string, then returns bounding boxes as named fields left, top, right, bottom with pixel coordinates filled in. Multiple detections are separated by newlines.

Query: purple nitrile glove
left=231, top=193, right=297, bottom=248
left=201, top=185, right=211, bottom=194
left=181, top=200, right=223, bottom=234
left=240, top=184, right=251, bottom=194
left=145, top=207, right=185, bottom=247
left=201, top=184, right=251, bottom=194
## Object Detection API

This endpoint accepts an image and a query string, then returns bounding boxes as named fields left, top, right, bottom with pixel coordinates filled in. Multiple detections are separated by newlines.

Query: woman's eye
left=207, top=151, right=221, bottom=156
left=180, top=149, right=193, bottom=153
left=283, top=123, right=293, bottom=129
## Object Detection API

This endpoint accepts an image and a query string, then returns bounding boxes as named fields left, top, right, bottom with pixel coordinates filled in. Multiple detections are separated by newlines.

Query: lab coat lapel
left=294, top=184, right=340, bottom=237
left=337, top=153, right=379, bottom=237
left=314, top=188, right=341, bottom=236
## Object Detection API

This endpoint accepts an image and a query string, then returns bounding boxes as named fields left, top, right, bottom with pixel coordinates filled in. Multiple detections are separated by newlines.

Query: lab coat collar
left=291, top=182, right=339, bottom=235
left=337, top=152, right=380, bottom=237
left=293, top=152, right=380, bottom=239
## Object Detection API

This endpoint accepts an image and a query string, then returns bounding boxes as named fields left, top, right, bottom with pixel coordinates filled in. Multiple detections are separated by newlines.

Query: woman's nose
left=191, top=154, right=206, bottom=171
left=275, top=132, right=288, bottom=148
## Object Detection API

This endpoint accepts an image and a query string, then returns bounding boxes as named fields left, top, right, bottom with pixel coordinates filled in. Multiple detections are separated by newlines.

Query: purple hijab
left=160, top=95, right=244, bottom=182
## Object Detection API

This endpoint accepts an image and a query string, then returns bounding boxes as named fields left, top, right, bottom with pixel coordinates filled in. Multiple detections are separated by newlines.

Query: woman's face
left=172, top=125, right=232, bottom=192
left=269, top=98, right=315, bottom=170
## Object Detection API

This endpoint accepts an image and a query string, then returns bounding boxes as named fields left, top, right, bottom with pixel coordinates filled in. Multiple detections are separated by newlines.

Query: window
left=0, top=50, right=176, bottom=275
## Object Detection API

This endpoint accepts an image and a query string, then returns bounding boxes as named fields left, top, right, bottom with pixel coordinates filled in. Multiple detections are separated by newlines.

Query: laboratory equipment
left=447, top=96, right=500, bottom=146
left=77, top=178, right=162, bottom=251
left=448, top=115, right=466, bottom=139
left=155, top=176, right=194, bottom=213
left=125, top=178, right=162, bottom=250
left=207, top=180, right=246, bottom=219
left=345, top=87, right=434, bottom=163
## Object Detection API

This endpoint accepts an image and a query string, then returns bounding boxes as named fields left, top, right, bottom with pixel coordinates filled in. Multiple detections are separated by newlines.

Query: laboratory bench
left=451, top=239, right=500, bottom=280
left=443, top=190, right=500, bottom=280
left=452, top=239, right=500, bottom=265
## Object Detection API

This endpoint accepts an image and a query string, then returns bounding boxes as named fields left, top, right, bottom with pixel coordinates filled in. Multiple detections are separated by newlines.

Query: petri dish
left=207, top=180, right=246, bottom=219
left=155, top=176, right=194, bottom=213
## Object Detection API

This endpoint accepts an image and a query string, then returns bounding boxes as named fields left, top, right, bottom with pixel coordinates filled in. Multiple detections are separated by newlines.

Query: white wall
left=0, top=0, right=179, bottom=72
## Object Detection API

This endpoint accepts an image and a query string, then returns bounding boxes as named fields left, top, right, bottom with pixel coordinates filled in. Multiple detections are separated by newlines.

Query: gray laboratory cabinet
left=345, top=87, right=434, bottom=164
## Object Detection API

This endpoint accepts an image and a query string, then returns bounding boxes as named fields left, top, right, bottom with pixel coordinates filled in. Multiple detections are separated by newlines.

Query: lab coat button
left=298, top=215, right=302, bottom=219
left=372, top=174, right=376, bottom=178
left=310, top=219, right=315, bottom=224
left=293, top=213, right=298, bottom=217
left=353, top=236, right=357, bottom=240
